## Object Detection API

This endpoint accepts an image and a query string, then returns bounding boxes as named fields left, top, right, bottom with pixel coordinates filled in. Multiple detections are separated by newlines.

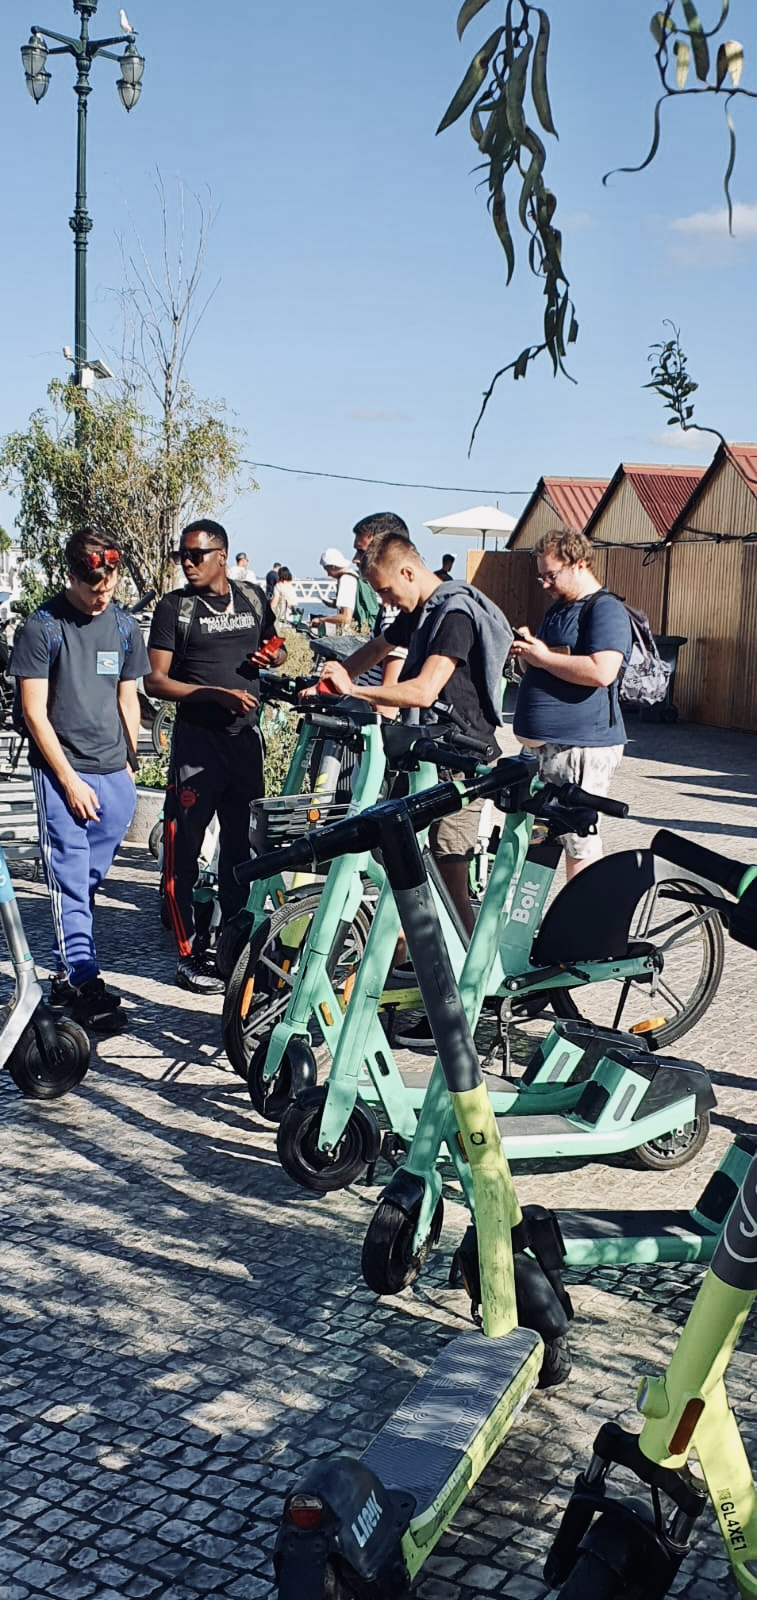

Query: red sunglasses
left=81, top=548, right=120, bottom=571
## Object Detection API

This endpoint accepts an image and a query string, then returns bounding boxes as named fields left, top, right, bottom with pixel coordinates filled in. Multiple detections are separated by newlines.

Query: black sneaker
left=71, top=977, right=125, bottom=1033
left=49, top=975, right=76, bottom=1008
left=175, top=956, right=225, bottom=995
left=394, top=1014, right=436, bottom=1049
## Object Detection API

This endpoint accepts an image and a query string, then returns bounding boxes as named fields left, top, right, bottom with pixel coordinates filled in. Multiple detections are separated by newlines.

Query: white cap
left=320, top=547, right=350, bottom=568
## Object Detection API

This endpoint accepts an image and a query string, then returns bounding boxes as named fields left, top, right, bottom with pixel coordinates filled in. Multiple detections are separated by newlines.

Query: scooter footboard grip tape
left=651, top=829, right=749, bottom=897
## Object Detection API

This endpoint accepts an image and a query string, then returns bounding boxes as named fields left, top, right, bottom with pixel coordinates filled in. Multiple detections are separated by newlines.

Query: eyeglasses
left=536, top=568, right=563, bottom=586
left=173, top=546, right=223, bottom=565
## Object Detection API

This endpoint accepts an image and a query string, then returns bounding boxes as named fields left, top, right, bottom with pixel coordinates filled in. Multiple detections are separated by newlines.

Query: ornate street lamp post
left=20, top=1, right=145, bottom=393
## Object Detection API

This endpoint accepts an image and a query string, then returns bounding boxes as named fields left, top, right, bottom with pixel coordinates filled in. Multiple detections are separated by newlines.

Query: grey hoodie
left=402, top=579, right=513, bottom=727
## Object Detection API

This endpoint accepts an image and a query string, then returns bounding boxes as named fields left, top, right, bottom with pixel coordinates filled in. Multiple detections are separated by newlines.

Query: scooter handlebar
left=651, top=828, right=756, bottom=900
left=551, top=783, right=628, bottom=820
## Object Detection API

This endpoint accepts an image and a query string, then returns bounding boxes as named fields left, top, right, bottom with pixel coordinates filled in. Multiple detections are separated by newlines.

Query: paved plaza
left=1, top=716, right=756, bottom=1600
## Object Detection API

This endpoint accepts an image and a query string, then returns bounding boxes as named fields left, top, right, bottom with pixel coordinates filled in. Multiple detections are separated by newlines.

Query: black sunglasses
left=172, top=546, right=224, bottom=565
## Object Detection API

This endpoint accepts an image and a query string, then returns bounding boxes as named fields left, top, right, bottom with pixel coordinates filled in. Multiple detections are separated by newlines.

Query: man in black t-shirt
left=315, top=532, right=512, bottom=942
left=147, top=518, right=285, bottom=994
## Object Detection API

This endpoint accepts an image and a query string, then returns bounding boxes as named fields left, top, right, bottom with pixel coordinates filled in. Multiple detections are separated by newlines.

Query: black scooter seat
left=363, top=1327, right=540, bottom=1515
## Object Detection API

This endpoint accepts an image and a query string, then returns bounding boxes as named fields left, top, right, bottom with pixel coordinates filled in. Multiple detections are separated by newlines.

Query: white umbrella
left=423, top=504, right=517, bottom=550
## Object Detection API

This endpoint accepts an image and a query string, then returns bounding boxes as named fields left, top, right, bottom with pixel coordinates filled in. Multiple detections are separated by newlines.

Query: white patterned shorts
left=534, top=743, right=624, bottom=859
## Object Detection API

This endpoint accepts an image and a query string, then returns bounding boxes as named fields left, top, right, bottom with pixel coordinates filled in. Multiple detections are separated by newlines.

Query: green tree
left=0, top=178, right=254, bottom=606
left=441, top=1, right=755, bottom=441
left=0, top=377, right=249, bottom=603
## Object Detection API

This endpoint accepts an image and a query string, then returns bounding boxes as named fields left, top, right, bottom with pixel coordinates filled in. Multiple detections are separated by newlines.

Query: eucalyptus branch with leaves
left=645, top=320, right=725, bottom=446
left=440, top=1, right=753, bottom=446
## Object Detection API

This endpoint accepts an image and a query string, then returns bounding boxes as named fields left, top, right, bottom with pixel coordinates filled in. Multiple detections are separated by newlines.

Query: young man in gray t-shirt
left=9, top=528, right=149, bottom=1030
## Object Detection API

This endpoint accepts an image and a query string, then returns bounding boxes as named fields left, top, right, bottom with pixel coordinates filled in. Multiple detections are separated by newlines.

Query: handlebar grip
left=556, top=784, right=628, bottom=819
left=410, top=740, right=486, bottom=778
left=306, top=712, right=359, bottom=737
left=652, top=828, right=755, bottom=898
left=234, top=834, right=318, bottom=887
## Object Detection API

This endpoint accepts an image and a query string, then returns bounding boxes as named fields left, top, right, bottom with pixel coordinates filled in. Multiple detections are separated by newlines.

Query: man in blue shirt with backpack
left=9, top=528, right=149, bottom=1030
left=511, top=528, right=632, bottom=879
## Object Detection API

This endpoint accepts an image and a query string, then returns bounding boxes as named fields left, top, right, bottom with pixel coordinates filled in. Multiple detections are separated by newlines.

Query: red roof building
left=509, top=477, right=609, bottom=549
left=584, top=463, right=707, bottom=545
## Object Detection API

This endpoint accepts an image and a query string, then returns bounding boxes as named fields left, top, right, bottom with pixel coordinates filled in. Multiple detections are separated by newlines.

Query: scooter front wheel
left=7, top=1016, right=90, bottom=1099
left=248, top=1038, right=317, bottom=1122
left=632, top=1110, right=710, bottom=1170
left=276, top=1087, right=376, bottom=1193
left=551, top=1550, right=622, bottom=1599
left=361, top=1195, right=444, bottom=1295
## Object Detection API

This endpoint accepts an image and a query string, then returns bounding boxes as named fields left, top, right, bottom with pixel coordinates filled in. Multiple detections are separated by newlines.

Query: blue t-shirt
left=513, top=590, right=632, bottom=747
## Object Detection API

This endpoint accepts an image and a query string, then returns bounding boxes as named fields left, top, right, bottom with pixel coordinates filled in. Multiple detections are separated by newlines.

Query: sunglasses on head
left=172, top=545, right=223, bottom=565
left=73, top=549, right=120, bottom=586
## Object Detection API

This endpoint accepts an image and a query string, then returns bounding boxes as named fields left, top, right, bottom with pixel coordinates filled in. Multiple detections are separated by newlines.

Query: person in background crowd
left=265, top=562, right=281, bottom=600
left=511, top=527, right=632, bottom=879
left=271, top=565, right=296, bottom=624
left=310, top=549, right=359, bottom=631
left=8, top=528, right=149, bottom=1032
left=228, top=552, right=255, bottom=581
left=146, top=518, right=286, bottom=994
left=435, top=553, right=455, bottom=582
left=352, top=510, right=410, bottom=695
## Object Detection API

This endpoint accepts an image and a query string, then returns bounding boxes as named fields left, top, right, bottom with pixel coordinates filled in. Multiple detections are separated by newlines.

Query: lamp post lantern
left=20, top=0, right=145, bottom=396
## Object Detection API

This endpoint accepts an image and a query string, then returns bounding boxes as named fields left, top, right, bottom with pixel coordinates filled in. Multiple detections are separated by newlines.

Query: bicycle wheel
left=152, top=703, right=176, bottom=755
left=221, top=889, right=373, bottom=1078
left=550, top=878, right=724, bottom=1048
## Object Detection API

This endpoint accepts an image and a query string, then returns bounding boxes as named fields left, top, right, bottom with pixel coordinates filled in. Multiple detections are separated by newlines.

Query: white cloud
left=649, top=427, right=716, bottom=457
left=670, top=202, right=757, bottom=237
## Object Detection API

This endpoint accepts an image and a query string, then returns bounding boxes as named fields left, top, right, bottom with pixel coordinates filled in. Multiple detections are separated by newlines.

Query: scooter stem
left=380, top=806, right=519, bottom=1338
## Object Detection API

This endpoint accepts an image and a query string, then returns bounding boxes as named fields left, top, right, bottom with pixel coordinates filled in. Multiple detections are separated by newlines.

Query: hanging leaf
left=674, top=38, right=691, bottom=87
left=603, top=95, right=664, bottom=184
left=681, top=1, right=710, bottom=81
left=531, top=9, right=558, bottom=136
left=504, top=34, right=534, bottom=144
left=723, top=98, right=736, bottom=232
left=437, top=27, right=504, bottom=133
left=457, top=0, right=493, bottom=43
left=650, top=11, right=676, bottom=47
left=513, top=348, right=531, bottom=380
left=717, top=39, right=744, bottom=87
left=490, top=189, right=516, bottom=283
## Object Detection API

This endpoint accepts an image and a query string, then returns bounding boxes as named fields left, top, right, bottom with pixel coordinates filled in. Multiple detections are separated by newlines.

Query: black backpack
left=578, top=591, right=671, bottom=723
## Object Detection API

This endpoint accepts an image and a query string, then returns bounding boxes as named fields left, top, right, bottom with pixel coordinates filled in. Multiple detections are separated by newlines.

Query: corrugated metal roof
left=543, top=478, right=610, bottom=529
left=585, top=463, right=706, bottom=540
left=728, top=443, right=757, bottom=493
left=668, top=442, right=757, bottom=536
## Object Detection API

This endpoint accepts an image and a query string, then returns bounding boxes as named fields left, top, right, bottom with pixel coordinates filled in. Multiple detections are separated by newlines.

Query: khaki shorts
left=429, top=793, right=485, bottom=862
left=535, top=743, right=624, bottom=860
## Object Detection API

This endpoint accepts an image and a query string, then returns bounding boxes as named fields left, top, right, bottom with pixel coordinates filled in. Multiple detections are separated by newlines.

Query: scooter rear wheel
left=276, top=1087, right=374, bottom=1193
left=549, top=878, right=724, bottom=1048
left=151, top=702, right=175, bottom=755
left=633, top=1110, right=710, bottom=1170
left=248, top=1038, right=316, bottom=1122
left=7, top=1017, right=90, bottom=1099
left=361, top=1195, right=445, bottom=1295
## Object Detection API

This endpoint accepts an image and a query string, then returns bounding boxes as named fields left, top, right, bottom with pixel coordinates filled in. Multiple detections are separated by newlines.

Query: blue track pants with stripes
left=33, top=766, right=136, bottom=987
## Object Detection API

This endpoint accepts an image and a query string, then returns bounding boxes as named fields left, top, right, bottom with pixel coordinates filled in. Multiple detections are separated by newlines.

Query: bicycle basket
left=248, top=792, right=350, bottom=851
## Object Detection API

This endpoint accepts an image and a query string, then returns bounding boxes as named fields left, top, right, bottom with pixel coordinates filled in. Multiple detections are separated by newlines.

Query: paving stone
left=1, top=721, right=755, bottom=1599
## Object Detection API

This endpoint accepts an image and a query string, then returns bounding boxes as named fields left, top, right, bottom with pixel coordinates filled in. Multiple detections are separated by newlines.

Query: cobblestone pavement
left=1, top=718, right=756, bottom=1600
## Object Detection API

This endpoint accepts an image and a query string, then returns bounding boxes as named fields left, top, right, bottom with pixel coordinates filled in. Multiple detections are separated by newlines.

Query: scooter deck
left=495, top=1107, right=699, bottom=1160
left=363, top=1327, right=542, bottom=1573
left=560, top=1207, right=718, bottom=1267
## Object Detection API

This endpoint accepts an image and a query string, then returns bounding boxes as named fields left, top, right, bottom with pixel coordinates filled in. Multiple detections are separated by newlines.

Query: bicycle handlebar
left=651, top=828, right=756, bottom=900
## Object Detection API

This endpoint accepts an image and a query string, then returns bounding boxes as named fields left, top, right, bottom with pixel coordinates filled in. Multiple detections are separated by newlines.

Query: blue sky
left=1, top=1, right=755, bottom=577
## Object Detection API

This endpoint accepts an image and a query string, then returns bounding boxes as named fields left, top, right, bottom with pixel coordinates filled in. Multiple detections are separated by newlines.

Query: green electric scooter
left=272, top=733, right=718, bottom=1198
left=369, top=828, right=754, bottom=1299
left=233, top=757, right=578, bottom=1599
left=544, top=867, right=757, bottom=1600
